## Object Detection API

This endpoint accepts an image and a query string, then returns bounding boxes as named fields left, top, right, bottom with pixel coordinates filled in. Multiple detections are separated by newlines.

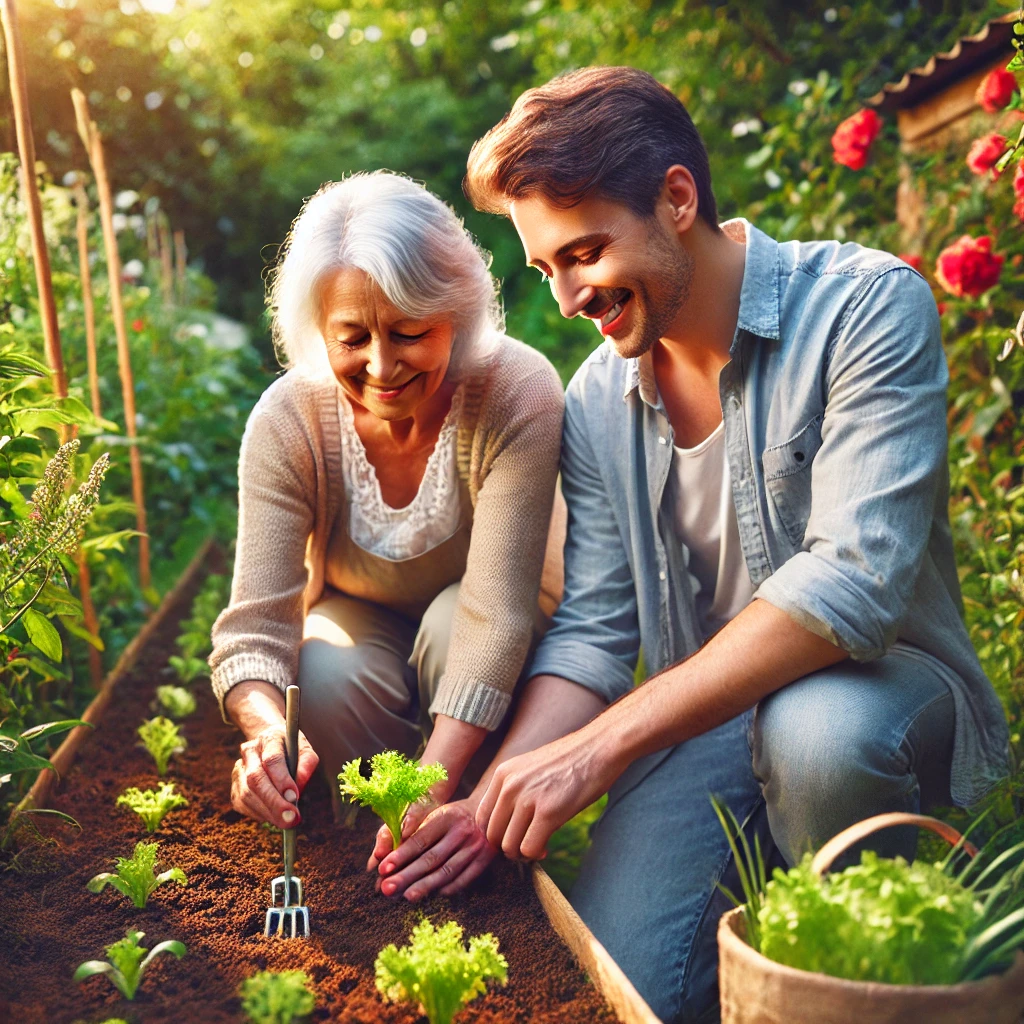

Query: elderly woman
left=210, top=172, right=563, bottom=895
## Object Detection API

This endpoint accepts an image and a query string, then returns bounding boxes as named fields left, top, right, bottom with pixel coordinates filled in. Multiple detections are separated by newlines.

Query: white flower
left=788, top=80, right=809, bottom=97
left=410, top=27, right=427, bottom=47
left=364, top=25, right=382, bottom=42
left=122, top=259, right=145, bottom=279
left=490, top=31, right=519, bottom=51
left=764, top=170, right=782, bottom=189
left=111, top=213, right=128, bottom=233
left=144, top=91, right=164, bottom=110
left=115, top=189, right=139, bottom=210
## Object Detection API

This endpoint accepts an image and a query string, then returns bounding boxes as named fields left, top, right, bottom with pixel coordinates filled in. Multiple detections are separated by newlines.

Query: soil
left=0, top=570, right=621, bottom=1024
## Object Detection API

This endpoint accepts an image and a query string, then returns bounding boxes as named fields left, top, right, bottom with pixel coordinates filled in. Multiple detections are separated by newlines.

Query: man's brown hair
left=464, top=66, right=718, bottom=228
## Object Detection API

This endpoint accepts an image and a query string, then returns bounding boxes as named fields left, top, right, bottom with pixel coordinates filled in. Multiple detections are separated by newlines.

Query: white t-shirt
left=669, top=421, right=755, bottom=639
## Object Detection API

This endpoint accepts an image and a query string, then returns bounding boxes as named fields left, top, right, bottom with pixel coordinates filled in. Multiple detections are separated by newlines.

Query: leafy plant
left=0, top=718, right=88, bottom=785
left=168, top=654, right=209, bottom=685
left=239, top=969, right=316, bottom=1024
left=0, top=440, right=109, bottom=635
left=375, top=919, right=507, bottom=1024
left=116, top=782, right=188, bottom=832
left=718, top=803, right=1024, bottom=986
left=337, top=750, right=447, bottom=850
left=155, top=684, right=196, bottom=719
left=86, top=840, right=187, bottom=908
left=137, top=716, right=186, bottom=775
left=73, top=928, right=186, bottom=1000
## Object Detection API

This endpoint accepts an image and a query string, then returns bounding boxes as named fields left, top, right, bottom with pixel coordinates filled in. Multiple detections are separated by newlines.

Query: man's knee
left=752, top=662, right=951, bottom=864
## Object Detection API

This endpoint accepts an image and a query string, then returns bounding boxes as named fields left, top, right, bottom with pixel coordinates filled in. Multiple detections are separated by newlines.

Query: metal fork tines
left=264, top=871, right=310, bottom=938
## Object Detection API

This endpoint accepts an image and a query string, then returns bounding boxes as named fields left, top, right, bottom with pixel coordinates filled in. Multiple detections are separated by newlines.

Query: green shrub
left=239, top=969, right=316, bottom=1024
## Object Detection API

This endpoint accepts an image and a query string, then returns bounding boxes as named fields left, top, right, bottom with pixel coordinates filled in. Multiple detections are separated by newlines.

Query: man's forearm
left=224, top=680, right=287, bottom=738
left=592, top=597, right=848, bottom=768
left=468, top=673, right=607, bottom=801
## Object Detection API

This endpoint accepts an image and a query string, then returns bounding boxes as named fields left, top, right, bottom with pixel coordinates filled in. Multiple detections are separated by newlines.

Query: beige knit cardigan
left=209, top=336, right=565, bottom=730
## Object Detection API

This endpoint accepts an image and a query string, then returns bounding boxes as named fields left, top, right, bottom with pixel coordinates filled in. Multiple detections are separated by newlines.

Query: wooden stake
left=145, top=209, right=159, bottom=261
left=71, top=178, right=102, bottom=420
left=158, top=213, right=174, bottom=305
left=173, top=228, right=187, bottom=304
left=75, top=550, right=103, bottom=687
left=71, top=88, right=151, bottom=592
left=1, top=0, right=68, bottom=397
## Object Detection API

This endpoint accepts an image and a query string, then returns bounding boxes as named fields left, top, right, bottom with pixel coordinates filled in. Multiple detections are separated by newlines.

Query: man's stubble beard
left=612, top=229, right=694, bottom=361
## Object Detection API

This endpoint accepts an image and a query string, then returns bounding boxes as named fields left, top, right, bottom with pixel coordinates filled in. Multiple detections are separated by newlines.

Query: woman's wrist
left=420, top=714, right=488, bottom=803
left=224, top=680, right=287, bottom=740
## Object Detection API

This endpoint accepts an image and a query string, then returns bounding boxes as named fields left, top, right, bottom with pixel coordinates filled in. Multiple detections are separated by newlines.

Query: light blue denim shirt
left=530, top=219, right=1009, bottom=807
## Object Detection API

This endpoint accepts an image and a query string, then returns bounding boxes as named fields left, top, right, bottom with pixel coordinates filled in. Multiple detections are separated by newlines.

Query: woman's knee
left=411, top=582, right=460, bottom=702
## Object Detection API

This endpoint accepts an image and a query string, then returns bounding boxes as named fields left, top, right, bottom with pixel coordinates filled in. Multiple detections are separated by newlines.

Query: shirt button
left=659, top=571, right=666, bottom=581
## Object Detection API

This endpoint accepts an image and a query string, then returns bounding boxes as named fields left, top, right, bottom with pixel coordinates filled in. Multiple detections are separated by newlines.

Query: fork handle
left=284, top=684, right=300, bottom=780
left=282, top=685, right=300, bottom=890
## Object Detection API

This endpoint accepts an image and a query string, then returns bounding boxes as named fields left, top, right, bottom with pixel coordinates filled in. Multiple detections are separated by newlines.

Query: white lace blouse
left=338, top=387, right=466, bottom=562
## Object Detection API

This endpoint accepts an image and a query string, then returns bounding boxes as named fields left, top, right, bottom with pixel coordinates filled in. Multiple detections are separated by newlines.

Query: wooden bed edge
left=13, top=535, right=217, bottom=816
left=533, top=863, right=663, bottom=1024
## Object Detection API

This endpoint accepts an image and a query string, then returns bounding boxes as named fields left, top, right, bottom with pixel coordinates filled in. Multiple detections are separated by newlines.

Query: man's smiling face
left=509, top=192, right=694, bottom=360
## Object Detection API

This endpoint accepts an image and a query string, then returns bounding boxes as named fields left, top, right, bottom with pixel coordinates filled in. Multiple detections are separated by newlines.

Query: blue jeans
left=569, top=644, right=956, bottom=1024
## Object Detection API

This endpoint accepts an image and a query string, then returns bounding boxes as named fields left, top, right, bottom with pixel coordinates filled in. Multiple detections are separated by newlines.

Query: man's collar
left=622, top=218, right=781, bottom=405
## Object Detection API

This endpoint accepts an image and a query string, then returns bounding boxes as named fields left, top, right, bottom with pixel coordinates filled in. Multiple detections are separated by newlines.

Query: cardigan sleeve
left=428, top=353, right=565, bottom=729
left=208, top=382, right=317, bottom=722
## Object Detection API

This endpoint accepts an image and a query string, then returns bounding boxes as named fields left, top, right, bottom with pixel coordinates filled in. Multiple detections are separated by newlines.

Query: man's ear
left=661, top=165, right=699, bottom=236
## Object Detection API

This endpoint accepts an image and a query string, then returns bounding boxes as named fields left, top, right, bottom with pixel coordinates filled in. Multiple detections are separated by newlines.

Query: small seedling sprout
left=87, top=840, right=187, bottom=908
left=117, top=782, right=188, bottom=832
left=375, top=919, right=507, bottom=1024
left=73, top=928, right=186, bottom=1000
left=337, top=750, right=447, bottom=850
left=155, top=684, right=196, bottom=720
left=239, top=969, right=316, bottom=1024
left=137, top=716, right=187, bottom=775
left=168, top=653, right=210, bottom=684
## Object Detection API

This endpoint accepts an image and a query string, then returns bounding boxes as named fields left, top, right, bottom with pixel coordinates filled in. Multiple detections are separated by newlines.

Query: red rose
left=131, top=318, right=145, bottom=332
left=966, top=133, right=1007, bottom=179
left=1014, top=163, right=1024, bottom=200
left=831, top=109, right=882, bottom=171
left=936, top=303, right=947, bottom=316
left=935, top=235, right=1004, bottom=298
left=899, top=253, right=923, bottom=271
left=976, top=68, right=1017, bottom=113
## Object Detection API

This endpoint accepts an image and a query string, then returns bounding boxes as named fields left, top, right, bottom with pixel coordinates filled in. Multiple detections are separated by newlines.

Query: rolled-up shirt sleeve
left=755, top=266, right=947, bottom=661
left=528, top=379, right=640, bottom=703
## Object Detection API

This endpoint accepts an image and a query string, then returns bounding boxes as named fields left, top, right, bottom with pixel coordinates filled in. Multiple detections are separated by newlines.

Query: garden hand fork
left=264, top=684, right=310, bottom=938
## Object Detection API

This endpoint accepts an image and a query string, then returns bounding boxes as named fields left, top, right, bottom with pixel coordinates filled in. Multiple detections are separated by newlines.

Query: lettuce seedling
left=169, top=653, right=209, bottom=684
left=375, top=919, right=507, bottom=1024
left=87, top=840, right=187, bottom=908
left=117, top=782, right=188, bottom=832
left=73, top=929, right=186, bottom=1000
left=137, top=716, right=187, bottom=775
left=239, top=969, right=316, bottom=1024
left=337, top=750, right=447, bottom=850
left=155, top=684, right=196, bottom=720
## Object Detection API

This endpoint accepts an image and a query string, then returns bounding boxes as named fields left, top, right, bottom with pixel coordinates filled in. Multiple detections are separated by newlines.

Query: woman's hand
left=230, top=725, right=319, bottom=828
left=367, top=797, right=497, bottom=901
left=225, top=680, right=320, bottom=829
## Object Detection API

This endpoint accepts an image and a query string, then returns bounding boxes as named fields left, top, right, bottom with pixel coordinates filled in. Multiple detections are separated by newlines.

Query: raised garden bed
left=0, top=563, right=652, bottom=1024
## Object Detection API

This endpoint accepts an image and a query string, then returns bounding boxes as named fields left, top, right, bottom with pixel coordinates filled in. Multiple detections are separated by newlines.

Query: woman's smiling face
left=317, top=267, right=454, bottom=420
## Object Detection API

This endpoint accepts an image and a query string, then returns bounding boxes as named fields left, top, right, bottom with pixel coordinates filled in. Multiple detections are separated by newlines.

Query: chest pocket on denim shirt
left=761, top=415, right=823, bottom=549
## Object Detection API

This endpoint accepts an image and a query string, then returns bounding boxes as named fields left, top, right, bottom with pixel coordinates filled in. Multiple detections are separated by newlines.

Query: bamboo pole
left=71, top=88, right=151, bottom=592
left=173, top=228, right=187, bottom=304
left=70, top=178, right=102, bottom=420
left=1, top=0, right=68, bottom=397
left=4, top=1, right=104, bottom=684
left=158, top=213, right=174, bottom=305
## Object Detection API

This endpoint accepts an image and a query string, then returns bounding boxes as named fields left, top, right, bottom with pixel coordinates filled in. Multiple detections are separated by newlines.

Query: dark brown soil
left=0, top=572, right=620, bottom=1024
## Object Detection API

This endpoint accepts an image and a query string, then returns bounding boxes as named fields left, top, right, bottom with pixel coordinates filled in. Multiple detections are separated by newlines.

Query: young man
left=371, top=67, right=1009, bottom=1022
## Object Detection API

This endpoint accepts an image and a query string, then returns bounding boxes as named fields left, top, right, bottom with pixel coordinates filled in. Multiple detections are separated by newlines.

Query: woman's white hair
left=268, top=171, right=503, bottom=377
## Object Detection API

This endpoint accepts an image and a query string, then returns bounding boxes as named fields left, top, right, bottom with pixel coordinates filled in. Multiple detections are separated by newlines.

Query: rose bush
left=966, top=133, right=1008, bottom=179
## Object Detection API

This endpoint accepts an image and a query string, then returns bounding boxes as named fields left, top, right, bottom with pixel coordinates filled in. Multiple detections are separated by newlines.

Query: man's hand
left=475, top=724, right=622, bottom=860
left=367, top=798, right=497, bottom=901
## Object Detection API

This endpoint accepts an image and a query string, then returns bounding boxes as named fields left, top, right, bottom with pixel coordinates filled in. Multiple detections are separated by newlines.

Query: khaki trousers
left=296, top=582, right=512, bottom=818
